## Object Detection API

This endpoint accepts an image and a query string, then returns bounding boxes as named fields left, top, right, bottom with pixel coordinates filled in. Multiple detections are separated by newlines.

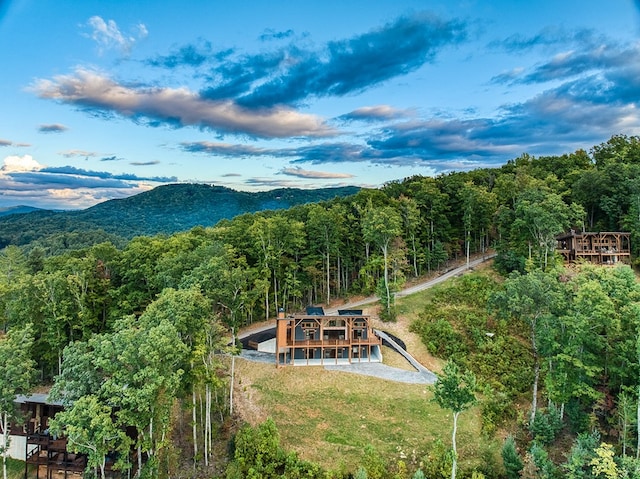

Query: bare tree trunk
left=326, top=251, right=330, bottom=305
left=230, top=329, right=236, bottom=417
left=337, top=255, right=342, bottom=296
left=531, top=357, right=540, bottom=424
left=2, top=412, right=8, bottom=479
left=204, top=384, right=210, bottom=467
left=382, top=244, right=391, bottom=314
left=465, top=230, right=470, bottom=269
left=192, top=386, right=198, bottom=466
left=531, top=324, right=540, bottom=424
left=451, top=411, right=459, bottom=479
left=637, top=383, right=640, bottom=460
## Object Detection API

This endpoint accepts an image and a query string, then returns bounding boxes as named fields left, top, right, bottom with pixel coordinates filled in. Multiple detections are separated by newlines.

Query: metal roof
left=15, top=393, right=65, bottom=407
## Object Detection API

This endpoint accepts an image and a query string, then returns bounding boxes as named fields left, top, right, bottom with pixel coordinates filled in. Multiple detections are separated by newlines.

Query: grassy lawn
left=235, top=358, right=498, bottom=474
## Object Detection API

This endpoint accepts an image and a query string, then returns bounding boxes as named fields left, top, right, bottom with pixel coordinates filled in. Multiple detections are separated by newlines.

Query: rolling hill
left=0, top=183, right=360, bottom=249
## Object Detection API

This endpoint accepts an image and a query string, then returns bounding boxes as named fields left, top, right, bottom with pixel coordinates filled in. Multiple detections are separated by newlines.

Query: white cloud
left=1, top=155, right=44, bottom=172
left=32, top=68, right=337, bottom=138
left=85, top=16, right=148, bottom=55
left=59, top=149, right=99, bottom=158
left=281, top=167, right=354, bottom=179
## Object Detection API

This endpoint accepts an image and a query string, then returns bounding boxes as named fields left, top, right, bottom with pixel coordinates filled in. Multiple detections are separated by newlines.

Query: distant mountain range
left=0, top=183, right=360, bottom=250
left=0, top=205, right=44, bottom=217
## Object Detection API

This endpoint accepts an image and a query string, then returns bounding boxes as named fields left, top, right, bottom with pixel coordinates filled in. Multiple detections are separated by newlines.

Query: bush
left=494, top=250, right=526, bottom=275
left=420, top=440, right=453, bottom=479
left=410, top=317, right=467, bottom=359
left=481, top=388, right=514, bottom=437
left=227, top=418, right=325, bottom=479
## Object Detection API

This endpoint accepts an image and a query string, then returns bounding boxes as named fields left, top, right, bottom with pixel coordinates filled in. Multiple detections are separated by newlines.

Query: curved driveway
left=239, top=253, right=495, bottom=384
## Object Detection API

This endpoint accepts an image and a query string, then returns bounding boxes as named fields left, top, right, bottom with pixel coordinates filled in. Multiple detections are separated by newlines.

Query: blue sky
left=1, top=0, right=639, bottom=209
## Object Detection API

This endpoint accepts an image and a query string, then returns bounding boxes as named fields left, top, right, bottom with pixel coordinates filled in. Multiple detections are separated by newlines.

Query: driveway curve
left=238, top=253, right=496, bottom=384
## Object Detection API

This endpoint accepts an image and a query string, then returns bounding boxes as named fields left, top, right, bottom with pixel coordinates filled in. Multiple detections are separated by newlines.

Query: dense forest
left=3, top=134, right=640, bottom=478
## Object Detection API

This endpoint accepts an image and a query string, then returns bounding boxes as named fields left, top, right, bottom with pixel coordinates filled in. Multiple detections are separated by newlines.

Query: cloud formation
left=280, top=167, right=354, bottom=179
left=146, top=40, right=214, bottom=68
left=0, top=154, right=175, bottom=209
left=32, top=12, right=466, bottom=143
left=259, top=29, right=295, bottom=42
left=84, top=16, right=148, bottom=55
left=32, top=68, right=336, bottom=138
left=130, top=160, right=160, bottom=166
left=202, top=13, right=467, bottom=108
left=340, top=105, right=413, bottom=123
left=59, top=150, right=99, bottom=159
left=1, top=155, right=42, bottom=172
left=38, top=123, right=68, bottom=133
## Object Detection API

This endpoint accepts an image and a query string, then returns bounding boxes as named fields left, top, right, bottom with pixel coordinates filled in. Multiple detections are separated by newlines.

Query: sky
left=1, top=1, right=640, bottom=210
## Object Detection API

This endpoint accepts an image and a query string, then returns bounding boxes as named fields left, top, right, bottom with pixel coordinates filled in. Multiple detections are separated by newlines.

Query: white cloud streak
left=85, top=16, right=148, bottom=55
left=31, top=68, right=337, bottom=138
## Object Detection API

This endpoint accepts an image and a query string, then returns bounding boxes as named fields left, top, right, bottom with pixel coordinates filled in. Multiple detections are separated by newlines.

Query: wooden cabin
left=557, top=231, right=631, bottom=265
left=9, top=394, right=123, bottom=478
left=275, top=307, right=383, bottom=367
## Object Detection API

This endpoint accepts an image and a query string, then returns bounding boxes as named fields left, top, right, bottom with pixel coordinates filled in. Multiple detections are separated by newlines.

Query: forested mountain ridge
left=0, top=183, right=360, bottom=250
left=0, top=205, right=44, bottom=217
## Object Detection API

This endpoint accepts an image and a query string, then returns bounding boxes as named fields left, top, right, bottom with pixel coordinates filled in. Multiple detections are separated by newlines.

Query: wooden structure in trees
left=556, top=231, right=631, bottom=265
left=275, top=307, right=382, bottom=367
left=8, top=394, right=122, bottom=478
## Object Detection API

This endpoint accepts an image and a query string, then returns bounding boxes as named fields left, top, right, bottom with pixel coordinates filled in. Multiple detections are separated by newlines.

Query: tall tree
left=0, top=246, right=28, bottom=332
left=432, top=361, right=477, bottom=479
left=397, top=196, right=423, bottom=277
left=362, top=204, right=402, bottom=318
left=489, top=270, right=565, bottom=423
left=512, top=187, right=585, bottom=270
left=460, top=182, right=497, bottom=268
left=0, top=324, right=36, bottom=479
left=307, top=204, right=345, bottom=304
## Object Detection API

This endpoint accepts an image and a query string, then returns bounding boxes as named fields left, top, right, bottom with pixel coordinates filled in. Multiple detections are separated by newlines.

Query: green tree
left=460, top=182, right=497, bottom=268
left=362, top=204, right=402, bottom=318
left=49, top=395, right=131, bottom=479
left=307, top=204, right=345, bottom=304
left=589, top=443, right=619, bottom=479
left=104, top=318, right=188, bottom=476
left=249, top=215, right=306, bottom=320
left=489, top=270, right=565, bottom=423
left=362, top=444, right=386, bottom=479
left=617, top=390, right=636, bottom=457
left=432, top=361, right=477, bottom=479
left=0, top=246, right=29, bottom=332
left=501, top=436, right=523, bottom=479
left=563, top=431, right=600, bottom=479
left=0, top=324, right=36, bottom=479
left=512, top=187, right=584, bottom=270
left=397, top=196, right=423, bottom=277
